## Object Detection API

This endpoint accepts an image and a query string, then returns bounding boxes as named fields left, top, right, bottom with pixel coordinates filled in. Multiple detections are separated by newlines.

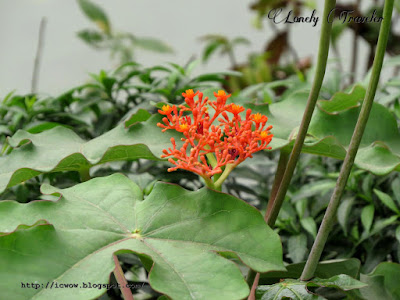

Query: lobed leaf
left=0, top=174, right=284, bottom=300
left=0, top=114, right=181, bottom=193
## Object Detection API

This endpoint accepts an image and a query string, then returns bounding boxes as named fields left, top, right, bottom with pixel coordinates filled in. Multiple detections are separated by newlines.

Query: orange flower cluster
left=157, top=89, right=273, bottom=181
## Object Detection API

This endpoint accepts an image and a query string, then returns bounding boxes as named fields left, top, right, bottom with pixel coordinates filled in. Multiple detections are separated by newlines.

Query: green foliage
left=2, top=58, right=400, bottom=297
left=256, top=275, right=366, bottom=300
left=0, top=114, right=179, bottom=193
left=0, top=61, right=243, bottom=198
left=239, top=84, right=400, bottom=175
left=374, top=189, right=400, bottom=215
left=6, top=77, right=400, bottom=199
left=359, top=262, right=400, bottom=300
left=0, top=61, right=226, bottom=143
left=2, top=0, right=400, bottom=295
left=77, top=0, right=111, bottom=34
left=259, top=259, right=362, bottom=284
left=200, top=34, right=250, bottom=66
left=76, top=0, right=172, bottom=62
left=0, top=174, right=284, bottom=299
left=0, top=64, right=235, bottom=204
left=257, top=259, right=370, bottom=299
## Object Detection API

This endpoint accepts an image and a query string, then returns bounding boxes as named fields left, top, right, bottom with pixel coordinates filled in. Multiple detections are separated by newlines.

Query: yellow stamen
left=229, top=104, right=244, bottom=114
left=162, top=104, right=171, bottom=112
left=260, top=131, right=270, bottom=140
left=217, top=90, right=226, bottom=97
left=253, top=113, right=262, bottom=122
left=185, top=89, right=194, bottom=97
left=179, top=124, right=189, bottom=131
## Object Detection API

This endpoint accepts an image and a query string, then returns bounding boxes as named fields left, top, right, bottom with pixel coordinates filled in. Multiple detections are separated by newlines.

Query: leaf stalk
left=113, top=254, right=134, bottom=300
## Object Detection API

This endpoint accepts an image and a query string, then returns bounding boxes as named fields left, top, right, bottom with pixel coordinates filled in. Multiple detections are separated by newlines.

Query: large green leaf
left=256, top=275, right=366, bottom=300
left=360, top=262, right=400, bottom=300
left=243, top=85, right=400, bottom=175
left=0, top=174, right=284, bottom=300
left=259, top=258, right=361, bottom=285
left=0, top=113, right=180, bottom=193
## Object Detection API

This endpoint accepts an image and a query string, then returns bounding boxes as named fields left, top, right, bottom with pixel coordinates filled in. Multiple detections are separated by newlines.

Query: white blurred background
left=0, top=0, right=372, bottom=97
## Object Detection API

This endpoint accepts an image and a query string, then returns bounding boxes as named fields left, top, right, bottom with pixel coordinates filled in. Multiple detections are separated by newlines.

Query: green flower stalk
left=264, top=0, right=337, bottom=227
left=248, top=0, right=336, bottom=298
left=301, top=0, right=395, bottom=281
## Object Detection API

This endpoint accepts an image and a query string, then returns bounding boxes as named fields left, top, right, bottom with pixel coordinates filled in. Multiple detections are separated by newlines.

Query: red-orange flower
left=157, top=89, right=273, bottom=183
left=182, top=89, right=197, bottom=99
left=226, top=103, right=245, bottom=115
left=251, top=112, right=268, bottom=123
left=158, top=104, right=173, bottom=115
left=178, top=123, right=189, bottom=132
left=214, top=90, right=229, bottom=101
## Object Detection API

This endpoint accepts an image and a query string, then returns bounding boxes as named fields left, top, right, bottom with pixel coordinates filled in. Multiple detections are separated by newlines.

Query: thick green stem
left=246, top=150, right=290, bottom=291
left=204, top=145, right=222, bottom=185
left=265, top=0, right=336, bottom=227
left=203, top=163, right=235, bottom=191
left=214, top=163, right=236, bottom=190
left=79, top=168, right=91, bottom=182
left=212, top=164, right=223, bottom=184
left=265, top=149, right=290, bottom=223
left=247, top=2, right=336, bottom=299
left=205, top=151, right=217, bottom=168
left=246, top=152, right=295, bottom=296
left=202, top=175, right=216, bottom=190
left=300, top=0, right=394, bottom=281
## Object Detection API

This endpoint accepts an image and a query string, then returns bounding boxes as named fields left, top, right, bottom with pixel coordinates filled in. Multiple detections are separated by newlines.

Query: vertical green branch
left=265, top=0, right=336, bottom=227
left=265, top=149, right=290, bottom=221
left=247, top=2, right=337, bottom=299
left=246, top=151, right=290, bottom=289
left=300, top=0, right=394, bottom=281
